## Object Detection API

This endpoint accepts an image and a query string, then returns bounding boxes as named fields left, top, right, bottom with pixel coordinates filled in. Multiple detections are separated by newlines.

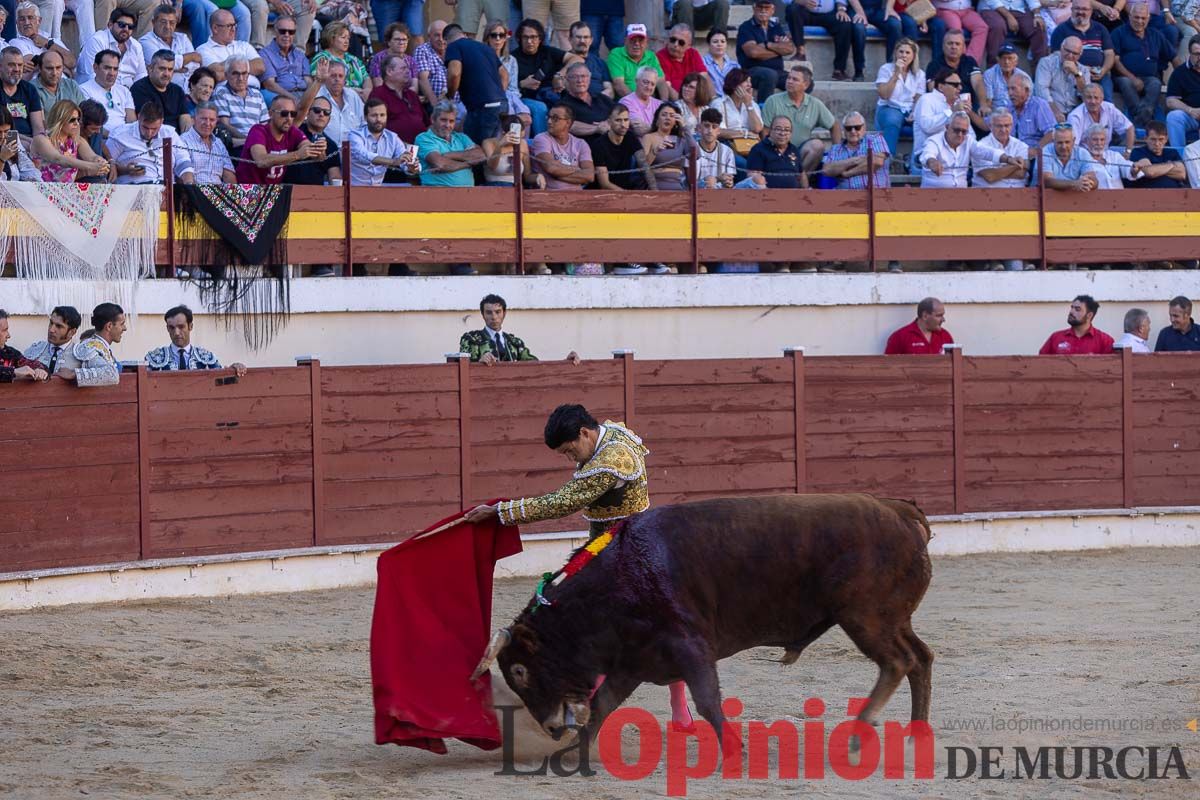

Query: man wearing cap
left=981, top=43, right=1031, bottom=110
left=979, top=0, right=1047, bottom=68
left=737, top=0, right=796, bottom=102
left=607, top=23, right=668, bottom=98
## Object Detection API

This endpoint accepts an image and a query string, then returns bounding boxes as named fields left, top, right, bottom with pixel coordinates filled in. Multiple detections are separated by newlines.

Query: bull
left=472, top=493, right=934, bottom=744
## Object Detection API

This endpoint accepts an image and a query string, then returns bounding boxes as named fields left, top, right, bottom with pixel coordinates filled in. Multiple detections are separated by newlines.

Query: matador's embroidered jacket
left=458, top=329, right=537, bottom=362
left=72, top=337, right=120, bottom=387
left=496, top=421, right=650, bottom=538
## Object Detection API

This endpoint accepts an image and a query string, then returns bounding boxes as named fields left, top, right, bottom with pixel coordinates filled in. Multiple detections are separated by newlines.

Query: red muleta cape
left=370, top=507, right=522, bottom=753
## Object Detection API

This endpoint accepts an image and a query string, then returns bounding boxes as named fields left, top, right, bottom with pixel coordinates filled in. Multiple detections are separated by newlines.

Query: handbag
left=904, top=0, right=937, bottom=24
left=730, top=136, right=757, bottom=157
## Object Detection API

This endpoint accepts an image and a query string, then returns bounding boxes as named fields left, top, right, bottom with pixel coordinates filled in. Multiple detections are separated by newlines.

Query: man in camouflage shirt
left=458, top=293, right=580, bottom=365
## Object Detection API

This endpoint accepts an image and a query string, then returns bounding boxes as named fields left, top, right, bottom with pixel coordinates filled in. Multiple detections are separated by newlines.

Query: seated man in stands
left=1079, top=122, right=1135, bottom=189
left=1067, top=83, right=1134, bottom=151
left=108, top=100, right=196, bottom=184
left=745, top=115, right=806, bottom=188
left=656, top=23, right=705, bottom=96
left=237, top=94, right=325, bottom=183
left=146, top=305, right=247, bottom=374
left=214, top=56, right=268, bottom=151
left=139, top=3, right=201, bottom=94
left=884, top=297, right=955, bottom=355
left=762, top=64, right=840, bottom=179
left=607, top=23, right=667, bottom=100
left=11, top=4, right=76, bottom=77
left=20, top=306, right=82, bottom=378
left=981, top=43, right=1031, bottom=110
left=1125, top=121, right=1187, bottom=188
left=927, top=30, right=987, bottom=114
left=531, top=104, right=595, bottom=190
left=1116, top=308, right=1153, bottom=353
left=81, top=50, right=137, bottom=132
left=1111, top=3, right=1177, bottom=128
left=131, top=49, right=191, bottom=131
left=695, top=108, right=736, bottom=188
left=567, top=22, right=614, bottom=99
left=1164, top=34, right=1200, bottom=149
left=57, top=303, right=127, bottom=386
left=0, top=308, right=48, bottom=383
left=416, top=100, right=486, bottom=186
left=736, top=0, right=795, bottom=102
left=180, top=102, right=235, bottom=183
left=1042, top=122, right=1099, bottom=191
left=1035, top=36, right=1090, bottom=122
left=348, top=97, right=421, bottom=185
left=195, top=9, right=264, bottom=85
left=560, top=62, right=616, bottom=144
left=920, top=110, right=1019, bottom=188
left=976, top=108, right=1033, bottom=269
left=1039, top=295, right=1114, bottom=355
left=459, top=294, right=579, bottom=364
left=1155, top=296, right=1200, bottom=351
left=590, top=104, right=647, bottom=189
left=822, top=111, right=889, bottom=189
left=1008, top=72, right=1056, bottom=149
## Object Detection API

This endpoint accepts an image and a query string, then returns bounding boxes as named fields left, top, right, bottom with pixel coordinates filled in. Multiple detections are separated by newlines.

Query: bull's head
left=471, top=623, right=595, bottom=737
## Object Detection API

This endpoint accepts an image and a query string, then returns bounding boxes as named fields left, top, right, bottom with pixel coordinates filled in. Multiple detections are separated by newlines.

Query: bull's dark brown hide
left=496, top=493, right=934, bottom=738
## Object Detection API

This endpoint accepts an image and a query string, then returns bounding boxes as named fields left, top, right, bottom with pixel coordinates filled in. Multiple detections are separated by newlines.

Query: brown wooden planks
left=321, top=364, right=460, bottom=395
left=0, top=521, right=140, bottom=572
left=150, top=452, right=313, bottom=490
left=324, top=418, right=461, bottom=452
left=145, top=367, right=309, bottom=400
left=147, top=395, right=312, bottom=431
left=635, top=358, right=792, bottom=386
left=322, top=392, right=460, bottom=423
left=326, top=447, right=459, bottom=481
left=146, top=509, right=313, bottom=558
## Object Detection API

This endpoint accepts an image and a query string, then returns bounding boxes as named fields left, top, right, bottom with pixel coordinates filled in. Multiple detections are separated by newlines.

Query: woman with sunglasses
left=30, top=100, right=110, bottom=183
left=369, top=22, right=419, bottom=91
left=484, top=21, right=535, bottom=133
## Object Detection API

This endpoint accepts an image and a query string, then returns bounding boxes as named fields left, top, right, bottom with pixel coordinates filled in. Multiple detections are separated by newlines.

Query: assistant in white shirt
left=974, top=132, right=1031, bottom=188
left=80, top=78, right=136, bottom=131
left=140, top=30, right=199, bottom=90
left=106, top=120, right=196, bottom=184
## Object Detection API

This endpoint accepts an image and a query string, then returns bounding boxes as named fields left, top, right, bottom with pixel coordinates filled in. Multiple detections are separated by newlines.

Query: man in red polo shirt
left=656, top=23, right=706, bottom=96
left=885, top=297, right=955, bottom=355
left=1039, top=295, right=1115, bottom=355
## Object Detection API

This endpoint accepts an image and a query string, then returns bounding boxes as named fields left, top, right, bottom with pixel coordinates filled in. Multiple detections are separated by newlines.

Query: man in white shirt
left=179, top=102, right=234, bottom=182
left=920, top=110, right=1019, bottom=188
left=1079, top=122, right=1135, bottom=189
left=106, top=100, right=196, bottom=184
left=1066, top=82, right=1134, bottom=151
left=79, top=8, right=148, bottom=87
left=348, top=97, right=419, bottom=185
left=913, top=68, right=986, bottom=173
left=1115, top=308, right=1152, bottom=353
left=140, top=3, right=200, bottom=90
left=195, top=9, right=264, bottom=86
left=80, top=49, right=137, bottom=131
left=315, top=60, right=364, bottom=145
left=975, top=108, right=1033, bottom=269
left=695, top=107, right=735, bottom=188
left=11, top=3, right=76, bottom=76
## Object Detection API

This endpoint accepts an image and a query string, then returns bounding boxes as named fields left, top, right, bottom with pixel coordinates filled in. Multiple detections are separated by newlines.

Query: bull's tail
left=883, top=497, right=934, bottom=544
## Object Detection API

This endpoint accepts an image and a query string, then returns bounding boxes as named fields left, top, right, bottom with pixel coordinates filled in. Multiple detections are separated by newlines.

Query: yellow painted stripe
left=352, top=211, right=514, bottom=239
left=159, top=211, right=342, bottom=239
left=524, top=213, right=690, bottom=239
left=698, top=212, right=867, bottom=239
left=876, top=210, right=1040, bottom=237
left=1046, top=211, right=1200, bottom=238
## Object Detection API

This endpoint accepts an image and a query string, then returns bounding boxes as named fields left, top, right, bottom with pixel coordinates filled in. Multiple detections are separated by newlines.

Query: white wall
left=2, top=273, right=1196, bottom=367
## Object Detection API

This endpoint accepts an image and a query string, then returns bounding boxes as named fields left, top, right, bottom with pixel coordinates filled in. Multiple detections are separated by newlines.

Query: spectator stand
left=147, top=136, right=1200, bottom=273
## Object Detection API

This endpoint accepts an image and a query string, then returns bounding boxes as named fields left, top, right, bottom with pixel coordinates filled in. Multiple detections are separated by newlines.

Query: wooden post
left=297, top=357, right=324, bottom=546
left=342, top=141, right=352, bottom=277
left=866, top=140, right=876, bottom=272
left=513, top=150, right=526, bottom=274
left=1037, top=157, right=1048, bottom=271
left=447, top=353, right=472, bottom=510
left=1119, top=344, right=1135, bottom=508
left=784, top=347, right=806, bottom=494
left=613, top=350, right=635, bottom=427
left=163, top=139, right=176, bottom=278
left=135, top=364, right=151, bottom=560
left=947, top=344, right=966, bottom=514
left=688, top=147, right=699, bottom=274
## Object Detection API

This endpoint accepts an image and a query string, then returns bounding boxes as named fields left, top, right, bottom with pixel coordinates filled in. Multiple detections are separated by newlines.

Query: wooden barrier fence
left=152, top=142, right=1200, bottom=273
left=2, top=350, right=1198, bottom=574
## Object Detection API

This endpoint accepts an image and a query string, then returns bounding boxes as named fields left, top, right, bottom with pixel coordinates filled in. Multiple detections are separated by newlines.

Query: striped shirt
left=213, top=85, right=269, bottom=137
left=180, top=128, right=234, bottom=183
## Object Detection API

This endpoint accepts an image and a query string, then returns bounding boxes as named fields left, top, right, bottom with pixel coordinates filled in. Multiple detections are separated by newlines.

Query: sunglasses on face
left=943, top=81, right=962, bottom=87
left=276, top=109, right=297, bottom=117
left=487, top=31, right=507, bottom=39
left=277, top=28, right=296, bottom=35
left=114, top=20, right=134, bottom=30
left=845, top=124, right=863, bottom=131
left=309, top=107, right=331, bottom=116
left=668, top=37, right=687, bottom=45
left=67, top=116, right=80, bottom=123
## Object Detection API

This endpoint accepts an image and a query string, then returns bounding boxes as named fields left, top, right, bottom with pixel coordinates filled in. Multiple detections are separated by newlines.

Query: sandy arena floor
left=0, top=547, right=1197, bottom=799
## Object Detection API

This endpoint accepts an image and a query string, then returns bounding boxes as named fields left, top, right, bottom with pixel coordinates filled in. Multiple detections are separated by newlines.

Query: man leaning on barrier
left=458, top=294, right=580, bottom=366
left=1154, top=296, right=1200, bottom=351
left=21, top=306, right=81, bottom=377
left=145, top=304, right=247, bottom=375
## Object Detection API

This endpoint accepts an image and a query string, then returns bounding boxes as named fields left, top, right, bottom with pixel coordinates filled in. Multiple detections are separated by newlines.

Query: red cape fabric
left=370, top=507, right=522, bottom=753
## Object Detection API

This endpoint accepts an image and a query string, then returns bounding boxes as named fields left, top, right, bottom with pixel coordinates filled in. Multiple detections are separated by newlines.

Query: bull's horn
left=470, top=628, right=511, bottom=680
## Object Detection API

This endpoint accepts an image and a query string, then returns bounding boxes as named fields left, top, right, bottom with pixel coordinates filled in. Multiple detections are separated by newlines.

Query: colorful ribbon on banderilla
left=531, top=526, right=619, bottom=613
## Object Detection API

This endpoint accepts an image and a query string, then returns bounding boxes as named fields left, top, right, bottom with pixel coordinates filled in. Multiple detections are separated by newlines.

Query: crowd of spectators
left=0, top=0, right=1196, bottom=274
